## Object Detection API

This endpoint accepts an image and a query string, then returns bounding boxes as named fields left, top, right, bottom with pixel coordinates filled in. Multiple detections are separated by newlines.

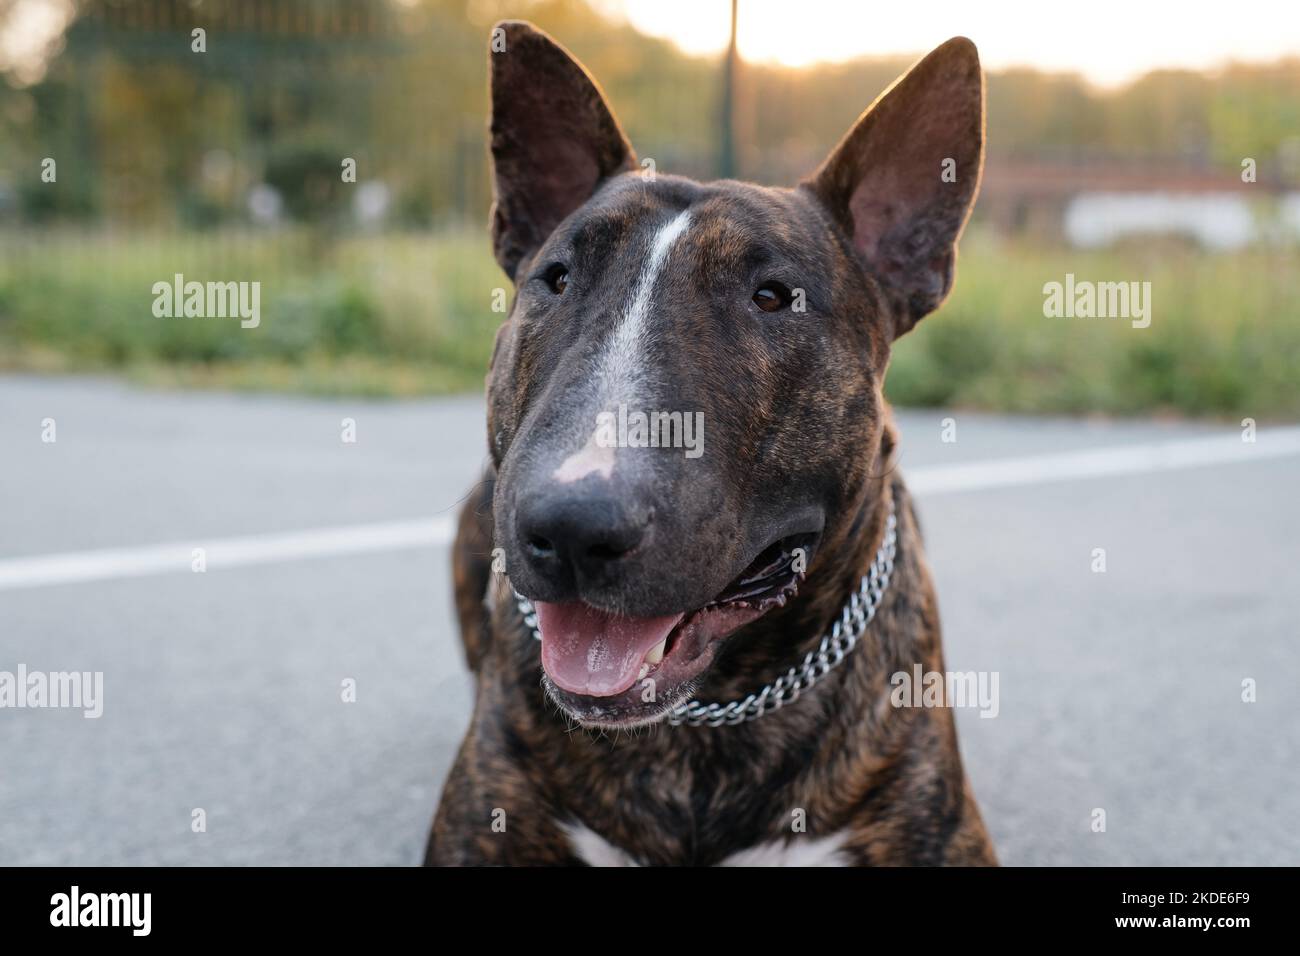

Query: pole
left=719, top=0, right=738, bottom=179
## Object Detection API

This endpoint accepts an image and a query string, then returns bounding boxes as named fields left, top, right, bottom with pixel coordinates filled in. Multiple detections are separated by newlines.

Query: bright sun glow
left=596, top=0, right=1300, bottom=86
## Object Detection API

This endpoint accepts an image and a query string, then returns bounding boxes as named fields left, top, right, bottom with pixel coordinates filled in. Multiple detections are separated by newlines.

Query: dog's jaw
left=532, top=533, right=814, bottom=729
left=539, top=601, right=766, bottom=729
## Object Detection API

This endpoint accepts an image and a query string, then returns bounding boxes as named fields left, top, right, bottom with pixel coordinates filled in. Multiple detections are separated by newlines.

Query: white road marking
left=1, top=427, right=1297, bottom=591
left=906, top=426, right=1300, bottom=495
left=0, top=517, right=455, bottom=591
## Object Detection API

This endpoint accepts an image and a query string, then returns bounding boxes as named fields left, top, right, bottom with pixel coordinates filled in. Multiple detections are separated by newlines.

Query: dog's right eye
left=752, top=281, right=791, bottom=313
left=540, top=264, right=569, bottom=295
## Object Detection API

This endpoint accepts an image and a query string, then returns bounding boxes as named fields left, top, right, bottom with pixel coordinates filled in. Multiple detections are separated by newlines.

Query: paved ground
left=1, top=375, right=1297, bottom=866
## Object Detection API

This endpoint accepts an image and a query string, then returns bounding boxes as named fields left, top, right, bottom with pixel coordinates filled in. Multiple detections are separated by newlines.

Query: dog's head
left=484, top=21, right=983, bottom=727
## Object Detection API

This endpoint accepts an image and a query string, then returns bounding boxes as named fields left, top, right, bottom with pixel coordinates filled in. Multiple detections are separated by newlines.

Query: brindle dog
left=425, top=20, right=997, bottom=866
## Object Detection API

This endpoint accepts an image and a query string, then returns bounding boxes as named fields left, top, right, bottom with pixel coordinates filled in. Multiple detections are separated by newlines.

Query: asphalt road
left=1, top=375, right=1297, bottom=866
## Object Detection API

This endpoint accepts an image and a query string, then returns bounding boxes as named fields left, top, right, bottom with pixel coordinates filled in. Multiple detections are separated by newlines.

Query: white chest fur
left=563, top=823, right=852, bottom=867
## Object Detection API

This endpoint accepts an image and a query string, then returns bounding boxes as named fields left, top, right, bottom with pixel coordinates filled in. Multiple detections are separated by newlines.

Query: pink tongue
left=535, top=601, right=684, bottom=697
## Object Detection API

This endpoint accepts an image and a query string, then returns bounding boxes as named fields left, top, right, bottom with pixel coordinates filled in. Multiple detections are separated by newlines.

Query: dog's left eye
left=541, top=264, right=569, bottom=295
left=752, top=281, right=791, bottom=313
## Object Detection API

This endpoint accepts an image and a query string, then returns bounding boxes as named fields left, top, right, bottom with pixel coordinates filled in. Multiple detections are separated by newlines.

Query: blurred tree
left=2, top=0, right=1298, bottom=231
left=263, top=135, right=350, bottom=225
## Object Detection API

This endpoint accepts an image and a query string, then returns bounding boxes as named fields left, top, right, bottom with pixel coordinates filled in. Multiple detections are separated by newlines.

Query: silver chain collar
left=513, top=504, right=898, bottom=727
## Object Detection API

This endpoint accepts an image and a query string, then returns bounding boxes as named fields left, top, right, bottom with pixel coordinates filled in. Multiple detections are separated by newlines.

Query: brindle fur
left=426, top=21, right=996, bottom=866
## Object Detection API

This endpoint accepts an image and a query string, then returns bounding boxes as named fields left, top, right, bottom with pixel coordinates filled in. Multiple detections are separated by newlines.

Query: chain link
left=515, top=505, right=898, bottom=727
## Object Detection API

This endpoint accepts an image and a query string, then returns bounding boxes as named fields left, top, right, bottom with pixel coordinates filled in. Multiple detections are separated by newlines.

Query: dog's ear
left=487, top=20, right=638, bottom=280
left=804, top=37, right=984, bottom=338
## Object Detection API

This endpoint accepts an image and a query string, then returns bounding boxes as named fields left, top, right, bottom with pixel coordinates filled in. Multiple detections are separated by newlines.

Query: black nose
left=517, top=488, right=650, bottom=587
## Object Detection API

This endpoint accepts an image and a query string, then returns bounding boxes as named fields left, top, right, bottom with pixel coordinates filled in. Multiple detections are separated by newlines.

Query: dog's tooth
left=645, top=639, right=667, bottom=665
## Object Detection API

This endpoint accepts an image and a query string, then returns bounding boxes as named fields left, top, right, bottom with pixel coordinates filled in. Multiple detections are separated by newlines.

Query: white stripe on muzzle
left=601, top=209, right=692, bottom=403
left=553, top=209, right=692, bottom=484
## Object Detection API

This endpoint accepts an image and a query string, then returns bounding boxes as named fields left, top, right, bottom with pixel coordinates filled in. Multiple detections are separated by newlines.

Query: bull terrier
left=426, top=20, right=997, bottom=867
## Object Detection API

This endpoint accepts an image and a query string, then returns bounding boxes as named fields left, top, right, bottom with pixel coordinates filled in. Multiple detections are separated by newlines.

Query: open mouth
left=533, top=533, right=815, bottom=726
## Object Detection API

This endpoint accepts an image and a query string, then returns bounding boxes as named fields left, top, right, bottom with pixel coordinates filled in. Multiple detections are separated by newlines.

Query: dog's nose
left=517, top=489, right=650, bottom=585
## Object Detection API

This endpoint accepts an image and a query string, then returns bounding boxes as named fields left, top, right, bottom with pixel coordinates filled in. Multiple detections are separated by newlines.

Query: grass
left=0, top=228, right=503, bottom=397
left=887, top=231, right=1300, bottom=419
left=1, top=227, right=1297, bottom=418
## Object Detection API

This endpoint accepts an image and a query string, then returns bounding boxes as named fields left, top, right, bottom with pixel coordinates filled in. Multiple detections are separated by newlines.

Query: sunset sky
left=3, top=0, right=1298, bottom=88
left=597, top=0, right=1300, bottom=86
